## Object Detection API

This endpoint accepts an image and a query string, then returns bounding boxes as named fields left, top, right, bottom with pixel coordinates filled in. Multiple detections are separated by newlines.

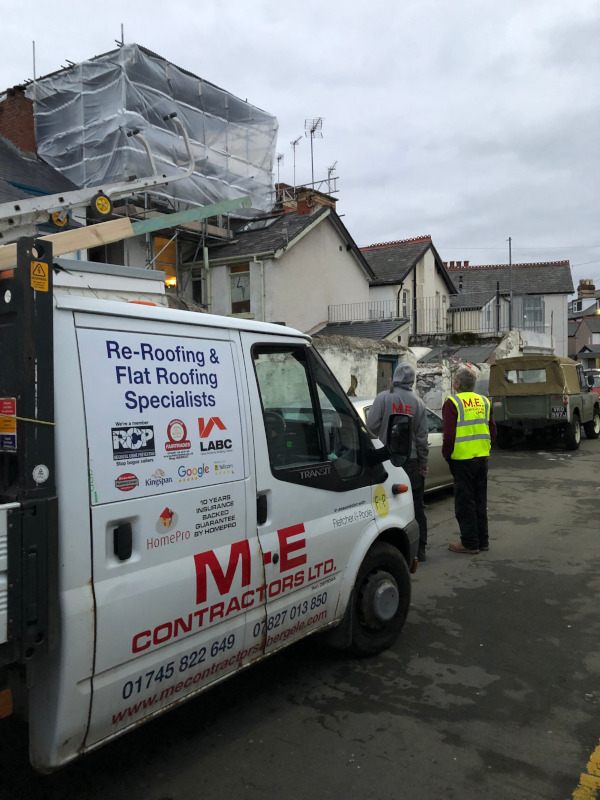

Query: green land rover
left=489, top=354, right=600, bottom=450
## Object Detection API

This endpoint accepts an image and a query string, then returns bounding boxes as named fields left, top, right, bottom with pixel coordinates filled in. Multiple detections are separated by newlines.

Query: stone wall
left=313, top=335, right=409, bottom=398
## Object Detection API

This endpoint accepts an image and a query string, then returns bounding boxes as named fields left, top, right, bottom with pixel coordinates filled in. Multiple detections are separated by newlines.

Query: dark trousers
left=450, top=459, right=489, bottom=550
left=404, top=459, right=427, bottom=551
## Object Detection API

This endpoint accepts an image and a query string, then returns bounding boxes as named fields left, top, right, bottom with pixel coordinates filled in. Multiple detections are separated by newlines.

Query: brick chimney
left=0, top=87, right=36, bottom=154
left=294, top=187, right=337, bottom=216
left=578, top=279, right=596, bottom=299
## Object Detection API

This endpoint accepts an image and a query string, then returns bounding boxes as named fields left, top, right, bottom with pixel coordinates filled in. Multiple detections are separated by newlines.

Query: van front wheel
left=349, top=542, right=410, bottom=656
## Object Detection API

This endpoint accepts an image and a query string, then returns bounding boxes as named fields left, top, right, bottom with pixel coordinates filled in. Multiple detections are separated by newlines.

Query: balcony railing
left=328, top=292, right=546, bottom=336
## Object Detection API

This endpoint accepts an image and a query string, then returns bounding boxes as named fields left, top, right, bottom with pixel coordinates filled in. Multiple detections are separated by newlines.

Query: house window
left=230, top=264, right=250, bottom=314
left=154, top=236, right=177, bottom=290
left=402, top=290, right=409, bottom=318
left=88, top=239, right=124, bottom=266
left=522, top=296, right=544, bottom=331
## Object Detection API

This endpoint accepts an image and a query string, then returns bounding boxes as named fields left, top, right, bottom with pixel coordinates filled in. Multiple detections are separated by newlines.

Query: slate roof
left=0, top=135, right=77, bottom=201
left=451, top=344, right=498, bottom=363
left=578, top=344, right=600, bottom=354
left=207, top=207, right=374, bottom=278
left=417, top=343, right=498, bottom=364
left=568, top=321, right=580, bottom=337
left=314, top=319, right=408, bottom=340
left=569, top=304, right=600, bottom=320
left=448, top=262, right=573, bottom=309
left=579, top=316, right=600, bottom=332
left=360, top=235, right=457, bottom=293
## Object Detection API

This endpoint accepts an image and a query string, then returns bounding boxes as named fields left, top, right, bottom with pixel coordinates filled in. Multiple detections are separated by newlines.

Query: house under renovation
left=0, top=43, right=278, bottom=301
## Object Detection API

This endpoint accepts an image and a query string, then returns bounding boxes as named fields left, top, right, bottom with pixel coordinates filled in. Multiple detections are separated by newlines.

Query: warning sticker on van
left=77, top=328, right=246, bottom=504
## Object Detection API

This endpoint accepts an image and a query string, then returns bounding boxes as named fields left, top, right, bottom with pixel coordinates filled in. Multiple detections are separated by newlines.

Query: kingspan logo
left=146, top=468, right=174, bottom=488
left=198, top=417, right=232, bottom=453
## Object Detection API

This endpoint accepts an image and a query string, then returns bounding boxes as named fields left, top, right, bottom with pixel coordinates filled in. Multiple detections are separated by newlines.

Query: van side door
left=74, top=315, right=265, bottom=747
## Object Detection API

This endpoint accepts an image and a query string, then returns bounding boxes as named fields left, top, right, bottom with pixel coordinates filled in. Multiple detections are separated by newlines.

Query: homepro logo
left=198, top=417, right=232, bottom=453
left=112, top=426, right=155, bottom=460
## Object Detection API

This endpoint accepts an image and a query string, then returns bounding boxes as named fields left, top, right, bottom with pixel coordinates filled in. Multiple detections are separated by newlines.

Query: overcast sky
left=1, top=0, right=599, bottom=294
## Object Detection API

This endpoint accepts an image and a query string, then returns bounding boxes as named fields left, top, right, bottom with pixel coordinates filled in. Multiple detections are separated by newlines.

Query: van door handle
left=257, top=494, right=268, bottom=525
left=113, top=522, right=133, bottom=561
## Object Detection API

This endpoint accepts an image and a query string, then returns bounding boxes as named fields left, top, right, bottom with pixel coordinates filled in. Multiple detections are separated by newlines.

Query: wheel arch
left=327, top=524, right=413, bottom=649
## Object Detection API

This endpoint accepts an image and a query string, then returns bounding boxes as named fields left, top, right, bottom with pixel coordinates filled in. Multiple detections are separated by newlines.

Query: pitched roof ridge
left=361, top=235, right=431, bottom=250
left=446, top=261, right=570, bottom=270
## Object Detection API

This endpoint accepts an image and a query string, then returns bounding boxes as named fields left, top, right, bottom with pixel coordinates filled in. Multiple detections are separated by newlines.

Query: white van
left=0, top=239, right=418, bottom=770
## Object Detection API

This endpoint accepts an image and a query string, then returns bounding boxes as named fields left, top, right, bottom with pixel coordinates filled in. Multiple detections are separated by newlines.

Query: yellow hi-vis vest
left=448, top=392, right=491, bottom=460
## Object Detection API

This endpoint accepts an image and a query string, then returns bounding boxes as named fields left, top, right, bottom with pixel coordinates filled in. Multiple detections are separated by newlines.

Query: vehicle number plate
left=551, top=406, right=567, bottom=418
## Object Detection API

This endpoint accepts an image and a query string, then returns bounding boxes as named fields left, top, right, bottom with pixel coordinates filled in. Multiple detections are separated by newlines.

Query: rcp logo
left=112, top=426, right=155, bottom=460
left=198, top=417, right=232, bottom=453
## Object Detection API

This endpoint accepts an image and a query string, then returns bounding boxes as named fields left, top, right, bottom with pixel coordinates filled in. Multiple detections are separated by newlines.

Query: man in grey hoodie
left=367, top=362, right=429, bottom=561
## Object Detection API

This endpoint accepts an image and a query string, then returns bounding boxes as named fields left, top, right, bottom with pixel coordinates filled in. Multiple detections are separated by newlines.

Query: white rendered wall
left=543, top=294, right=568, bottom=357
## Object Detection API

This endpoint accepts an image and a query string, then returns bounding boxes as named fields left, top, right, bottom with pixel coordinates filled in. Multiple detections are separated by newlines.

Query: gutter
left=208, top=249, right=275, bottom=266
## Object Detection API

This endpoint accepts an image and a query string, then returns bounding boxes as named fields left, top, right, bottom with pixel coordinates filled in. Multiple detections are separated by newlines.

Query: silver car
left=351, top=398, right=453, bottom=493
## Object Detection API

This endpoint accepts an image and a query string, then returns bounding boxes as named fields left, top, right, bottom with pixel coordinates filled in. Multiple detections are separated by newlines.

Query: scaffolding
left=26, top=44, right=278, bottom=213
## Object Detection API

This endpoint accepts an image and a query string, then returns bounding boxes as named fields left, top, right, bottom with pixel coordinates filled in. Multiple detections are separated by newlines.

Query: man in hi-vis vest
left=442, top=365, right=496, bottom=554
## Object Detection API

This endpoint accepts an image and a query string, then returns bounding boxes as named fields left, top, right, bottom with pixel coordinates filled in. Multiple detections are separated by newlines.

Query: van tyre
left=349, top=542, right=410, bottom=656
left=584, top=409, right=600, bottom=440
left=564, top=414, right=581, bottom=450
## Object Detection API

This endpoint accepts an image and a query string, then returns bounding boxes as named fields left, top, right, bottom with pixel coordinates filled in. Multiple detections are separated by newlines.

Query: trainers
left=418, top=549, right=427, bottom=562
left=479, top=545, right=489, bottom=551
left=448, top=541, right=479, bottom=554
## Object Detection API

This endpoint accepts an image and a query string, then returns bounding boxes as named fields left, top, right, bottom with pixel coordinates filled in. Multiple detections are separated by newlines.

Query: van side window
left=253, top=345, right=364, bottom=488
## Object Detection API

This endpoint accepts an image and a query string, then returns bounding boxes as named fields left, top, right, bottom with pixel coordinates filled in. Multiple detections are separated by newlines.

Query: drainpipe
left=254, top=258, right=265, bottom=321
left=203, top=245, right=211, bottom=312
left=396, top=282, right=404, bottom=318
left=412, top=269, right=417, bottom=335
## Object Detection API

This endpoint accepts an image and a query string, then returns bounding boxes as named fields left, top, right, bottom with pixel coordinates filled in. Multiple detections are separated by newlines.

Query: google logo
left=178, top=464, right=209, bottom=482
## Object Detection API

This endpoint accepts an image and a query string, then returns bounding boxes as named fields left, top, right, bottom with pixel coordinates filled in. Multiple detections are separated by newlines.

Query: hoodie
left=367, top=362, right=429, bottom=465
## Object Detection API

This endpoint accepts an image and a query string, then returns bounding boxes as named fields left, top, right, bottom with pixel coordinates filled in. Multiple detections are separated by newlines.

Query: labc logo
left=198, top=417, right=232, bottom=453
left=198, top=417, right=226, bottom=437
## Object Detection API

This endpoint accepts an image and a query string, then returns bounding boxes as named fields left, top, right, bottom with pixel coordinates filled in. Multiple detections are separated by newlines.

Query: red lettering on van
left=193, top=541, right=251, bottom=604
left=277, top=524, right=307, bottom=572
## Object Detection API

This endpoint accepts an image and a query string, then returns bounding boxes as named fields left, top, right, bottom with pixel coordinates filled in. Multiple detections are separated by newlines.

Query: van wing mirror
left=366, top=413, right=412, bottom=468
left=387, top=413, right=412, bottom=466
left=587, top=374, right=595, bottom=388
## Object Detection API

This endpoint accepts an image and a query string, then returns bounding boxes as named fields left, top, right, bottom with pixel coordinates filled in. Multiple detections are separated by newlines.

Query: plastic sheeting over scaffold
left=26, top=44, right=278, bottom=212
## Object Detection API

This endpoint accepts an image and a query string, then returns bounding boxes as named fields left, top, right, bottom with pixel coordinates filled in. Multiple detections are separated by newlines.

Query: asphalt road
left=1, top=438, right=599, bottom=800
